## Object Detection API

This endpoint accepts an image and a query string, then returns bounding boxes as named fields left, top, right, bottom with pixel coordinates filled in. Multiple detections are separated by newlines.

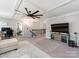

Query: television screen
left=1, top=27, right=10, bottom=31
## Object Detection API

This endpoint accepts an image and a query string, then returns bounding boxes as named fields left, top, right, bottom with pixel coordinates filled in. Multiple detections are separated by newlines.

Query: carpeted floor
left=0, top=36, right=79, bottom=58
left=17, top=37, right=79, bottom=58
left=0, top=39, right=51, bottom=58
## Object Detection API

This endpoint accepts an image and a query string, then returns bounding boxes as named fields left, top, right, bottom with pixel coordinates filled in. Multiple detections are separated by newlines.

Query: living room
left=0, top=0, right=79, bottom=58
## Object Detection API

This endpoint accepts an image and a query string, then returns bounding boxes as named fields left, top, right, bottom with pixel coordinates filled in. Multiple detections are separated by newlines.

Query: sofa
left=0, top=38, right=18, bottom=54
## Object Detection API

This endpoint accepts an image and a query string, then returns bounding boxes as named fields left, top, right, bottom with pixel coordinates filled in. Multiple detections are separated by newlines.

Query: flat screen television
left=51, top=23, right=69, bottom=33
left=1, top=27, right=10, bottom=31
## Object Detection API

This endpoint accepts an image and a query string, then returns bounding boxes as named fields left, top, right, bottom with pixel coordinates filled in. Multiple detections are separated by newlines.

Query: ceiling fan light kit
left=15, top=8, right=43, bottom=19
left=15, top=0, right=43, bottom=19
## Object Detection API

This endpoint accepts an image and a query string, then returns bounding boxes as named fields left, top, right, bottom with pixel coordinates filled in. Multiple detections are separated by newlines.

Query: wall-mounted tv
left=51, top=23, right=69, bottom=33
left=1, top=27, right=10, bottom=31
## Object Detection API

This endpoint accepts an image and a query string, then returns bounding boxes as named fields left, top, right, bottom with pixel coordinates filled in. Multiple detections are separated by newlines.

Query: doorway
left=17, top=23, right=23, bottom=35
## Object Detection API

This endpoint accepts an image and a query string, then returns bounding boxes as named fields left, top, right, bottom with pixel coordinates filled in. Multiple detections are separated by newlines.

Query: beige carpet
left=0, top=40, right=51, bottom=58
left=18, top=37, right=79, bottom=58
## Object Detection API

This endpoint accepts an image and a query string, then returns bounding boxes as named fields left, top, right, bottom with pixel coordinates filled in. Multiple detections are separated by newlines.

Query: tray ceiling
left=0, top=0, right=79, bottom=19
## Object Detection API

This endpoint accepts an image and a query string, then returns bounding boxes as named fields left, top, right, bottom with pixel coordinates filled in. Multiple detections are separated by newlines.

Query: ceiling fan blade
left=15, top=9, right=27, bottom=15
left=33, top=14, right=43, bottom=16
left=32, top=16, right=40, bottom=19
left=25, top=8, right=30, bottom=14
left=31, top=17, right=35, bottom=19
left=35, top=16, right=40, bottom=18
left=31, top=10, right=39, bottom=15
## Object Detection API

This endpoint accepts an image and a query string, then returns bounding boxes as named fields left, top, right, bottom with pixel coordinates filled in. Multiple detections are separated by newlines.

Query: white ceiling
left=0, top=0, right=18, bottom=17
left=0, top=0, right=79, bottom=19
left=50, top=0, right=79, bottom=17
left=17, top=0, right=72, bottom=18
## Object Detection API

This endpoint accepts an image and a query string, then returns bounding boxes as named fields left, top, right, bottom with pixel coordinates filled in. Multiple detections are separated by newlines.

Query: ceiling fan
left=15, top=8, right=43, bottom=19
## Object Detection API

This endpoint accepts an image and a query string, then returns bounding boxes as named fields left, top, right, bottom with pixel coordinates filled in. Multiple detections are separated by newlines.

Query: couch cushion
left=0, top=38, right=18, bottom=48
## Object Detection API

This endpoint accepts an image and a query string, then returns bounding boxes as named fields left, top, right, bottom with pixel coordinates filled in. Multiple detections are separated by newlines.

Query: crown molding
left=43, top=0, right=73, bottom=14
left=55, top=11, right=79, bottom=18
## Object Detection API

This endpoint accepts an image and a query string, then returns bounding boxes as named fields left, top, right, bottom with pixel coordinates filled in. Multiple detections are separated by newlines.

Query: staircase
left=27, top=28, right=37, bottom=37
left=23, top=27, right=45, bottom=38
left=22, top=25, right=37, bottom=37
